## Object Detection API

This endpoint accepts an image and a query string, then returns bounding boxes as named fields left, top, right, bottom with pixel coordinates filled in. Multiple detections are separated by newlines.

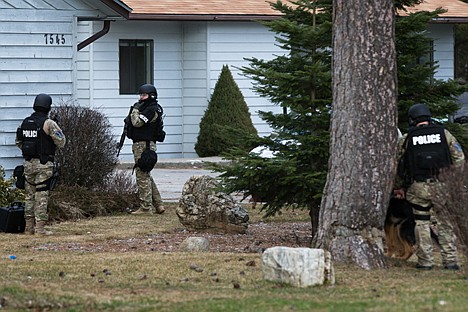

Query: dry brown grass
left=439, top=163, right=468, bottom=272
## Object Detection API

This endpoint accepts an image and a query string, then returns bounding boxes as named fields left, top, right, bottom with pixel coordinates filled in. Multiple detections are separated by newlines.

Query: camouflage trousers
left=24, top=158, right=53, bottom=222
left=406, top=180, right=458, bottom=267
left=132, top=141, right=163, bottom=212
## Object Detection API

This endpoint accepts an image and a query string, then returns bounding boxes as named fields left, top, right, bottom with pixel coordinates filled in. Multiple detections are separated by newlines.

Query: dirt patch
left=35, top=221, right=312, bottom=253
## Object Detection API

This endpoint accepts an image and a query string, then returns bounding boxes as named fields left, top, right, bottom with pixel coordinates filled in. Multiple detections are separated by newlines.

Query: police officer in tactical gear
left=16, top=93, right=66, bottom=235
left=126, top=83, right=165, bottom=215
left=394, top=103, right=465, bottom=270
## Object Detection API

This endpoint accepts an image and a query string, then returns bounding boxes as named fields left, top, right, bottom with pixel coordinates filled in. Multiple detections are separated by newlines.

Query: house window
left=119, top=40, right=154, bottom=94
left=417, top=41, right=434, bottom=66
left=414, top=41, right=434, bottom=84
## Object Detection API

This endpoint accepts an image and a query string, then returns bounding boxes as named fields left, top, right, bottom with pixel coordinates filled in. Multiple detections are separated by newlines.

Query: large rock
left=262, top=247, right=335, bottom=287
left=176, top=175, right=249, bottom=234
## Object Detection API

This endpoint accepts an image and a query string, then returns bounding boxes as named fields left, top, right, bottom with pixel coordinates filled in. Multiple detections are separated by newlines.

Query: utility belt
left=14, top=163, right=59, bottom=192
left=413, top=176, right=438, bottom=183
left=133, top=138, right=156, bottom=143
left=24, top=155, right=54, bottom=164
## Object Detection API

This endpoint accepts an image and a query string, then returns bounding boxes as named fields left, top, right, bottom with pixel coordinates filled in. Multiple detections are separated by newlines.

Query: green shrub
left=0, top=166, right=24, bottom=207
left=195, top=65, right=258, bottom=157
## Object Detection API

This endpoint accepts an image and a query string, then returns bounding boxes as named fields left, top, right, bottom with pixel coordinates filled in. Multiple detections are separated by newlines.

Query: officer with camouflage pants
left=132, top=141, right=164, bottom=213
left=126, top=84, right=165, bottom=215
left=394, top=104, right=465, bottom=270
left=16, top=94, right=66, bottom=235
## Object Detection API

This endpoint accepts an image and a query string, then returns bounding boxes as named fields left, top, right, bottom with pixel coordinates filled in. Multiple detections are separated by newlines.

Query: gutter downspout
left=77, top=20, right=111, bottom=51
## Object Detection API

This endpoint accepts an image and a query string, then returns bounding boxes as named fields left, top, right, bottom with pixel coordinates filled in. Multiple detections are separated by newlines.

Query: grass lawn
left=0, top=204, right=466, bottom=312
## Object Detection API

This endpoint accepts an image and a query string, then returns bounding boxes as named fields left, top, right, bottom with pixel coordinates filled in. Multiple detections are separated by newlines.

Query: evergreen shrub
left=0, top=166, right=24, bottom=207
left=195, top=65, right=258, bottom=157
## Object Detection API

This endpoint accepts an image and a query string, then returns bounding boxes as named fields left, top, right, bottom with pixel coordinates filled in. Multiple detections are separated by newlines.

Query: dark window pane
left=119, top=40, right=153, bottom=94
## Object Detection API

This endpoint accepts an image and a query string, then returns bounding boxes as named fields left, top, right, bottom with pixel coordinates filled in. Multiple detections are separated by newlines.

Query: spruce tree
left=216, top=0, right=333, bottom=232
left=215, top=0, right=465, bottom=230
left=195, top=65, right=257, bottom=157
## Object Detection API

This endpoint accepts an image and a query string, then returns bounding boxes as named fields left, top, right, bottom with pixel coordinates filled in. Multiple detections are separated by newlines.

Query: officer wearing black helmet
left=394, top=103, right=465, bottom=270
left=126, top=83, right=165, bottom=215
left=15, top=93, right=66, bottom=235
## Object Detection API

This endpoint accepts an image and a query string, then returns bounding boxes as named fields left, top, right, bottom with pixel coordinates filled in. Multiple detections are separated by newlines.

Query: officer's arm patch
left=55, top=130, right=64, bottom=139
left=139, top=114, right=149, bottom=123
left=453, top=142, right=463, bottom=152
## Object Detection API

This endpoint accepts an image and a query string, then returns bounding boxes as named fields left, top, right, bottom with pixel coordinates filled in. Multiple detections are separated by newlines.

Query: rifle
left=116, top=123, right=127, bottom=157
left=117, top=107, right=134, bottom=157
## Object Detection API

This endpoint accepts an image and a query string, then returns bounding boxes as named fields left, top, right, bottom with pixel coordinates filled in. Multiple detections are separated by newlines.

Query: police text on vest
left=412, top=134, right=441, bottom=145
left=22, top=130, right=38, bottom=138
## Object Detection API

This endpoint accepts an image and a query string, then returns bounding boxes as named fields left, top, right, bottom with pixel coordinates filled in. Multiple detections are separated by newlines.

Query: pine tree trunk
left=313, top=0, right=398, bottom=269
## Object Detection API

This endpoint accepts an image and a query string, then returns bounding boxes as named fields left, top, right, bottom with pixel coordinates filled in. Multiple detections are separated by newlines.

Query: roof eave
left=127, top=14, right=281, bottom=21
left=100, top=0, right=131, bottom=18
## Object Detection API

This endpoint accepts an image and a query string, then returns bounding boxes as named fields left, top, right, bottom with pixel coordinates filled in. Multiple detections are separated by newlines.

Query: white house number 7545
left=44, top=34, right=66, bottom=45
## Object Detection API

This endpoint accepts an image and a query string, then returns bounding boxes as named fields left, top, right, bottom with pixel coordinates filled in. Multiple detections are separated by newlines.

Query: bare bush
left=49, top=185, right=138, bottom=221
left=52, top=101, right=118, bottom=190
left=99, top=170, right=138, bottom=194
left=46, top=101, right=139, bottom=221
left=438, top=163, right=468, bottom=273
left=48, top=167, right=138, bottom=221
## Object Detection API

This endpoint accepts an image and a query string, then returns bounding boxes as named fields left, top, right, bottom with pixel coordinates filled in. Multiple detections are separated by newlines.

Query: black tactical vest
left=17, top=112, right=56, bottom=164
left=127, top=100, right=164, bottom=143
left=404, top=124, right=452, bottom=181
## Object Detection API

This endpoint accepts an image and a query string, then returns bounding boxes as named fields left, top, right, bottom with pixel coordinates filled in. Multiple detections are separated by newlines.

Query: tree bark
left=313, top=0, right=398, bottom=269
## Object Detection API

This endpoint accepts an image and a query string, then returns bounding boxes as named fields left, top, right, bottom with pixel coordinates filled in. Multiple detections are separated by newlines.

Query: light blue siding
left=0, top=0, right=112, bottom=174
left=428, top=24, right=454, bottom=81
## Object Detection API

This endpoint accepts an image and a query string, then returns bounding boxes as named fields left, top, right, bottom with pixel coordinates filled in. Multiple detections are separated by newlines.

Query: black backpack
left=134, top=142, right=158, bottom=173
left=13, top=165, right=25, bottom=189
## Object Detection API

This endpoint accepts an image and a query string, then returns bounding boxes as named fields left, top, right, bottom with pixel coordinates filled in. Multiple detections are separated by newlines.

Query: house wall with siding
left=182, top=22, right=209, bottom=157
left=0, top=0, right=105, bottom=174
left=428, top=24, right=455, bottom=81
left=77, top=20, right=186, bottom=162
left=78, top=20, right=284, bottom=161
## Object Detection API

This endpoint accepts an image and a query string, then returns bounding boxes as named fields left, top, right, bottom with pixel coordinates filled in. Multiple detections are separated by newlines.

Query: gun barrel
left=117, top=132, right=126, bottom=156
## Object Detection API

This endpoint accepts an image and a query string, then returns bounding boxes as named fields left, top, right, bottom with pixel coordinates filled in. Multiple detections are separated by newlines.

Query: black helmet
left=33, top=93, right=52, bottom=113
left=408, top=103, right=431, bottom=126
left=138, top=84, right=158, bottom=98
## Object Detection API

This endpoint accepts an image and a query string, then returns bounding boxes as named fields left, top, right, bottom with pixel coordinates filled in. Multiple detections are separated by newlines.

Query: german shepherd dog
left=384, top=197, right=417, bottom=259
